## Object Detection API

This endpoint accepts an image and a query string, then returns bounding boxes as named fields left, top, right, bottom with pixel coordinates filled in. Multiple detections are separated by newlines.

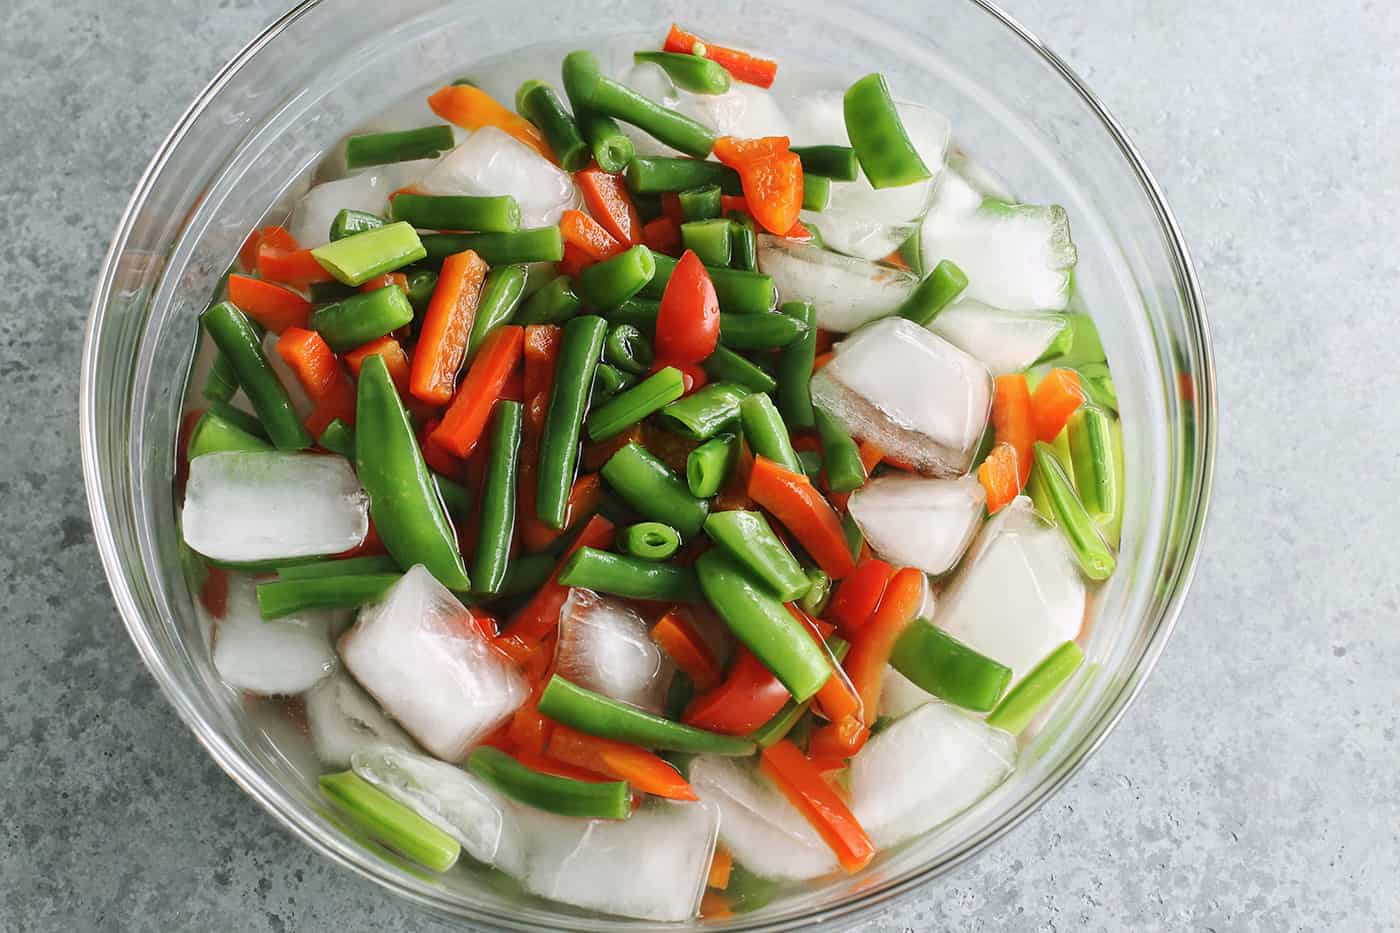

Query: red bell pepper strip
left=575, top=166, right=643, bottom=246
left=503, top=514, right=615, bottom=645
left=275, top=327, right=356, bottom=432
left=654, top=250, right=720, bottom=364
left=344, top=336, right=411, bottom=400
left=429, top=325, right=524, bottom=458
left=683, top=646, right=790, bottom=735
left=650, top=608, right=724, bottom=691
left=556, top=241, right=594, bottom=278
left=546, top=724, right=698, bottom=800
left=759, top=740, right=875, bottom=872
left=642, top=216, right=682, bottom=256
left=561, top=209, right=626, bottom=261
left=410, top=249, right=489, bottom=405
left=1030, top=368, right=1085, bottom=442
left=226, top=274, right=311, bottom=333
left=748, top=455, right=855, bottom=580
left=664, top=24, right=778, bottom=88
left=826, top=558, right=894, bottom=635
left=977, top=443, right=1021, bottom=515
left=427, top=84, right=555, bottom=163
left=256, top=227, right=333, bottom=286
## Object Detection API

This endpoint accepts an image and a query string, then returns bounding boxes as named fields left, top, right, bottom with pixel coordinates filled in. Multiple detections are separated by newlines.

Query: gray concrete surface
left=2, top=0, right=1396, bottom=930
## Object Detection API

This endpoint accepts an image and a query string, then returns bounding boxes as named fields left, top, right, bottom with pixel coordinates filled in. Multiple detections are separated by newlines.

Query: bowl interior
left=82, top=1, right=1213, bottom=929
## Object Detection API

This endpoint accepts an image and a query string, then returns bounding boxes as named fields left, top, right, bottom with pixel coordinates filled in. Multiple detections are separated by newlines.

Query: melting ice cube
left=304, top=670, right=416, bottom=769
left=288, top=164, right=434, bottom=248
left=555, top=589, right=672, bottom=713
left=848, top=474, right=986, bottom=575
left=757, top=234, right=916, bottom=333
left=212, top=574, right=336, bottom=695
left=929, top=300, right=1068, bottom=376
left=417, top=126, right=580, bottom=227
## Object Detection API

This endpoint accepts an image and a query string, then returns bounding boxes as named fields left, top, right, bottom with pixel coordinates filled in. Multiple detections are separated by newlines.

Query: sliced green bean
left=728, top=213, right=757, bottom=271
left=202, top=350, right=239, bottom=403
left=775, top=301, right=817, bottom=430
left=603, top=322, right=652, bottom=375
left=680, top=219, right=732, bottom=267
left=843, top=73, right=931, bottom=189
left=345, top=125, right=454, bottom=169
left=515, top=80, right=589, bottom=171
left=890, top=618, right=1013, bottom=712
left=659, top=382, right=750, bottom=440
left=309, top=285, right=415, bottom=352
left=513, top=275, right=581, bottom=325
left=471, top=401, right=522, bottom=595
left=1029, top=441, right=1116, bottom=580
left=317, top=418, right=356, bottom=459
left=893, top=259, right=968, bottom=326
left=704, top=510, right=810, bottom=602
left=422, top=228, right=564, bottom=266
left=802, top=173, right=831, bottom=212
left=587, top=367, right=685, bottom=442
left=200, top=301, right=310, bottom=449
left=330, top=209, right=385, bottom=242
left=562, top=50, right=716, bottom=159
left=433, top=472, right=474, bottom=521
left=537, top=316, right=609, bottom=529
left=686, top=433, right=738, bottom=498
left=842, top=510, right=864, bottom=561
left=738, top=392, right=801, bottom=473
left=720, top=311, right=806, bottom=350
left=678, top=184, right=722, bottom=222
left=1067, top=406, right=1119, bottom=526
left=404, top=268, right=438, bottom=315
left=319, top=772, right=459, bottom=872
left=619, top=521, right=683, bottom=561
left=311, top=221, right=427, bottom=286
left=207, top=401, right=267, bottom=439
left=495, top=552, right=557, bottom=599
left=558, top=547, right=702, bottom=603
left=790, top=144, right=860, bottom=181
left=256, top=573, right=401, bottom=620
left=797, top=567, right=831, bottom=617
left=465, top=265, right=528, bottom=360
left=603, top=297, right=660, bottom=332
left=702, top=345, right=777, bottom=393
left=625, top=157, right=740, bottom=195
left=600, top=441, right=710, bottom=537
left=589, top=363, right=633, bottom=407
left=390, top=194, right=521, bottom=233
left=633, top=50, right=731, bottom=95
left=576, top=244, right=656, bottom=310
left=276, top=555, right=401, bottom=581
left=985, top=640, right=1085, bottom=734
left=577, top=110, right=634, bottom=174
left=814, top=405, right=866, bottom=493
left=467, top=746, right=630, bottom=820
left=796, top=449, right=823, bottom=482
left=538, top=675, right=753, bottom=756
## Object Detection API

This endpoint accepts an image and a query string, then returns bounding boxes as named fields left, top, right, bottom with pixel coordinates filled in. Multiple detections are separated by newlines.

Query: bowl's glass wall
left=82, top=1, right=1213, bottom=930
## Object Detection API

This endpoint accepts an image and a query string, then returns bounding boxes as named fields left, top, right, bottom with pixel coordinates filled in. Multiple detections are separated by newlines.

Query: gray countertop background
left=3, top=0, right=1397, bottom=930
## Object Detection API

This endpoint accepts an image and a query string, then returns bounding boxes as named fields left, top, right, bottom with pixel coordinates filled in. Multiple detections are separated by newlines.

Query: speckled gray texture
left=2, top=0, right=1395, bottom=930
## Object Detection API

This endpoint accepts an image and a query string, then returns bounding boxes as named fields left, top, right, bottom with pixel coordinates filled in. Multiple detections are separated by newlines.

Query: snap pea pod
left=390, top=194, right=521, bottom=233
left=695, top=548, right=834, bottom=702
left=1067, top=406, right=1119, bottom=526
left=515, top=80, right=590, bottom=171
left=720, top=311, right=807, bottom=350
left=558, top=547, right=702, bottom=603
left=797, top=567, right=832, bottom=617
left=537, top=675, right=755, bottom=756
left=202, top=350, right=239, bottom=402
left=471, top=401, right=523, bottom=596
left=537, top=316, right=609, bottom=528
left=577, top=110, right=634, bottom=174
left=842, top=73, right=931, bottom=189
left=680, top=219, right=732, bottom=267
left=985, top=640, right=1085, bottom=735
left=750, top=637, right=849, bottom=748
left=356, top=354, right=470, bottom=589
left=276, top=555, right=401, bottom=580
left=311, top=221, right=427, bottom=286
left=790, top=144, right=860, bottom=181
left=704, top=510, right=810, bottom=602
left=618, top=521, right=683, bottom=561
left=640, top=252, right=777, bottom=313
left=633, top=50, right=731, bottom=95
left=814, top=405, right=867, bottom=493
left=678, top=184, right=722, bottom=221
left=600, top=441, right=710, bottom=536
left=187, top=410, right=271, bottom=459
left=603, top=297, right=660, bottom=333
left=659, top=382, right=750, bottom=440
left=330, top=209, right=385, bottom=242
left=702, top=345, right=777, bottom=393
left=422, top=228, right=564, bottom=266
left=200, top=301, right=311, bottom=449
left=562, top=50, right=716, bottom=159
left=893, top=259, right=968, bottom=326
left=467, top=746, right=631, bottom=820
left=319, top=772, right=460, bottom=872
left=345, top=125, right=455, bottom=169
left=589, top=363, right=634, bottom=407
left=433, top=472, right=474, bottom=520
left=465, top=265, right=528, bottom=360
left=1027, top=441, right=1116, bottom=580
left=317, top=418, right=356, bottom=460
left=775, top=301, right=817, bottom=430
left=309, top=285, right=415, bottom=352
left=256, top=573, right=402, bottom=620
left=576, top=245, right=656, bottom=310
left=890, top=618, right=1013, bottom=712
left=686, top=433, right=738, bottom=498
left=625, top=157, right=741, bottom=195
left=603, top=322, right=652, bottom=375
left=513, top=276, right=581, bottom=325
left=587, top=367, right=685, bottom=442
left=738, top=392, right=802, bottom=474
left=802, top=173, right=831, bottom=212
left=728, top=213, right=757, bottom=271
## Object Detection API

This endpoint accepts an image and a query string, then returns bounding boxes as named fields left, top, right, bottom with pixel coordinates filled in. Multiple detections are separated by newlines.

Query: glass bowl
left=79, top=0, right=1215, bottom=929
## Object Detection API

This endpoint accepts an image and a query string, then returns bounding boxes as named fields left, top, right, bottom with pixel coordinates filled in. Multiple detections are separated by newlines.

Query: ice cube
left=929, top=300, right=1068, bottom=375
left=947, top=146, right=1015, bottom=202
left=615, top=63, right=683, bottom=158
left=935, top=497, right=1085, bottom=680
left=304, top=671, right=416, bottom=768
left=810, top=317, right=992, bottom=476
left=680, top=82, right=792, bottom=143
left=262, top=330, right=314, bottom=420
left=879, top=665, right=937, bottom=719
left=920, top=170, right=1077, bottom=311
left=288, top=165, right=434, bottom=247
left=757, top=234, right=916, bottom=333
left=212, top=574, right=336, bottom=695
left=689, top=756, right=838, bottom=881
left=417, top=126, right=580, bottom=227
left=352, top=746, right=525, bottom=876
left=849, top=699, right=1016, bottom=848
left=514, top=799, right=719, bottom=922
left=555, top=589, right=672, bottom=714
left=182, top=451, right=369, bottom=563
left=339, top=565, right=529, bottom=761
left=848, top=474, right=985, bottom=575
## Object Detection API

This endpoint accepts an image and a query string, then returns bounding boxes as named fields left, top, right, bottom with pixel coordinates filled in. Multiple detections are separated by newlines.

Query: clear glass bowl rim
left=79, top=1, right=1216, bottom=929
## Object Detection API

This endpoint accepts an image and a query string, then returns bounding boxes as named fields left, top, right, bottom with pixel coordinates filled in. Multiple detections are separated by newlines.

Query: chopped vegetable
left=984, top=640, right=1085, bottom=734
left=747, top=455, right=855, bottom=580
left=563, top=50, right=716, bottom=159
left=467, top=746, right=631, bottom=820
left=842, top=73, right=931, bottom=189
left=390, top=193, right=522, bottom=233
left=663, top=24, right=778, bottom=89
left=538, top=675, right=755, bottom=756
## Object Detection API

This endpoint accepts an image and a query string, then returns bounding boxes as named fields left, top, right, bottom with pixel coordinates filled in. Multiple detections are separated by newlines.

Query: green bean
left=432, top=472, right=473, bottom=520
left=842, top=511, right=864, bottom=562
left=576, top=244, right=656, bottom=310
left=797, top=567, right=831, bottom=617
left=738, top=392, right=801, bottom=473
left=562, top=50, right=716, bottom=159
left=495, top=552, right=557, bottom=600
left=704, top=510, right=810, bottom=602
left=537, top=316, right=608, bottom=529
left=275, top=555, right=401, bottom=580
left=893, top=259, right=968, bottom=326
left=404, top=269, right=438, bottom=315
left=750, top=637, right=849, bottom=748
left=1077, top=362, right=1118, bottom=413
left=587, top=367, right=685, bottom=442
left=345, top=125, right=455, bottom=169
left=471, top=400, right=522, bottom=595
left=600, top=441, right=710, bottom=537
left=513, top=275, right=581, bottom=325
left=896, top=226, right=923, bottom=275
left=775, top=301, right=817, bottom=430
left=589, top=363, right=633, bottom=407
left=639, top=252, right=777, bottom=313
left=515, top=80, right=589, bottom=171
left=790, top=145, right=860, bottom=181
left=467, top=745, right=630, bottom=820
left=802, top=173, right=831, bottom=212
left=1067, top=406, right=1119, bottom=525
left=421, top=228, right=564, bottom=266
left=720, top=311, right=806, bottom=350
left=309, top=285, right=415, bottom=352
left=890, top=618, right=1013, bottom=712
left=188, top=410, right=272, bottom=459
left=618, top=521, right=683, bottom=561
left=702, top=345, right=777, bottom=393
left=558, top=547, right=702, bottom=603
left=680, top=219, right=732, bottom=267
left=625, top=157, right=740, bottom=195
left=311, top=221, right=427, bottom=286
left=465, top=265, right=528, bottom=360
left=330, top=209, right=385, bottom=242
left=202, top=350, right=239, bottom=402
left=686, top=432, right=738, bottom=499
left=1028, top=441, right=1116, bottom=580
left=577, top=110, right=634, bottom=173
left=538, top=675, right=753, bottom=756
left=679, top=184, right=722, bottom=222
left=984, top=640, right=1085, bottom=734
left=390, top=194, right=521, bottom=233
left=319, top=772, right=459, bottom=872
left=603, top=322, right=652, bottom=375
left=633, top=50, right=731, bottom=95
left=728, top=213, right=757, bottom=271
left=316, top=418, right=356, bottom=459
left=207, top=401, right=267, bottom=439
left=604, top=297, right=660, bottom=333
left=796, top=449, right=823, bottom=481
left=842, top=73, right=932, bottom=189
left=814, top=405, right=867, bottom=493
left=200, top=301, right=310, bottom=449
left=659, top=382, right=750, bottom=440
left=256, top=573, right=401, bottom=620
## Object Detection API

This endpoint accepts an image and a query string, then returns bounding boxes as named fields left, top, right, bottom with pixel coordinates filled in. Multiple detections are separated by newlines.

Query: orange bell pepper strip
left=344, top=336, right=412, bottom=399
left=238, top=226, right=280, bottom=272
left=806, top=713, right=870, bottom=763
left=256, top=226, right=333, bottom=286
left=226, top=274, right=311, bottom=333
left=427, top=84, right=555, bottom=162
left=839, top=566, right=925, bottom=740
left=359, top=271, right=410, bottom=294
left=575, top=166, right=642, bottom=245
left=664, top=24, right=778, bottom=88
left=826, top=558, right=895, bottom=635
left=713, top=136, right=803, bottom=236
left=650, top=608, right=724, bottom=691
left=748, top=455, right=855, bottom=580
left=502, top=514, right=615, bottom=645
left=411, top=249, right=489, bottom=405
left=683, top=646, right=790, bottom=735
left=759, top=740, right=875, bottom=872
left=706, top=847, right=733, bottom=889
left=560, top=209, right=626, bottom=261
left=977, top=443, right=1022, bottom=515
left=546, top=725, right=698, bottom=801
left=991, top=373, right=1035, bottom=484
left=1030, top=368, right=1085, bottom=442
left=275, top=327, right=356, bottom=431
left=508, top=688, right=553, bottom=757
left=429, top=324, right=524, bottom=458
